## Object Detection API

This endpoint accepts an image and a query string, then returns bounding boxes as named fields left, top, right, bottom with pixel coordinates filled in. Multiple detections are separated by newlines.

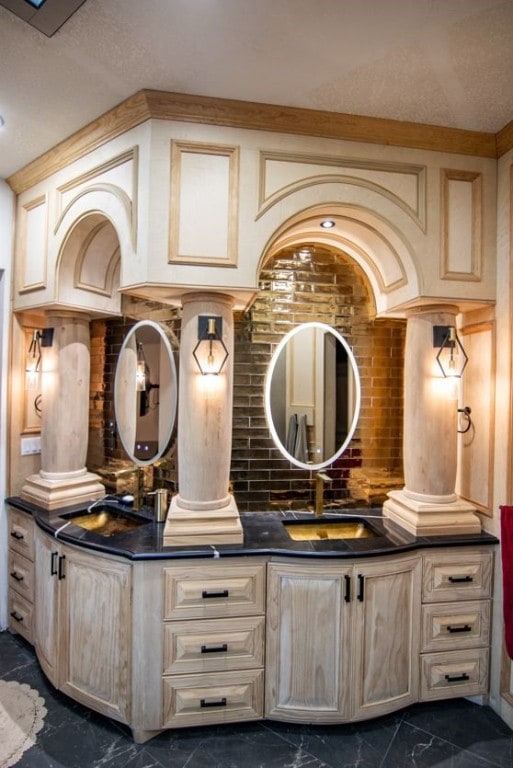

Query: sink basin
left=283, top=518, right=378, bottom=541
left=59, top=505, right=150, bottom=537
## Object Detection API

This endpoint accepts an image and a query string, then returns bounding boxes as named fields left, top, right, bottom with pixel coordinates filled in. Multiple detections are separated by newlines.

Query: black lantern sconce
left=25, top=328, right=54, bottom=390
left=433, top=325, right=468, bottom=379
left=192, top=316, right=229, bottom=375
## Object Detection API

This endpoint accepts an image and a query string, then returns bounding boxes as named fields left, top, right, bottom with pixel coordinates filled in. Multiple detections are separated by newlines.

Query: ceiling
left=1, top=0, right=513, bottom=181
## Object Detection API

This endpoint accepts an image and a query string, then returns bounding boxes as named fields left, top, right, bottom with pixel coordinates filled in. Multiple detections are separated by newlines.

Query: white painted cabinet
left=266, top=554, right=421, bottom=722
left=34, top=528, right=132, bottom=724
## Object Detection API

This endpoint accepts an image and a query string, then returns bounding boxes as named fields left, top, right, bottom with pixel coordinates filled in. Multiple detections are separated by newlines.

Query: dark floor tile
left=381, top=721, right=500, bottom=768
left=402, top=699, right=513, bottom=768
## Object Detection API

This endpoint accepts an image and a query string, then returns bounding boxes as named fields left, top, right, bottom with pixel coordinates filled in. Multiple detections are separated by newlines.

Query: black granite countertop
left=7, top=495, right=498, bottom=561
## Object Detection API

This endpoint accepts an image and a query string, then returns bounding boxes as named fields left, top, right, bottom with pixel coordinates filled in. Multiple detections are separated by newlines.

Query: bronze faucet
left=116, top=465, right=145, bottom=510
left=315, top=471, right=333, bottom=517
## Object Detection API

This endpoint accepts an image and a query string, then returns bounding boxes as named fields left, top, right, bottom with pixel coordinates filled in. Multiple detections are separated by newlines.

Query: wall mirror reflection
left=265, top=322, right=361, bottom=470
left=114, top=320, right=178, bottom=466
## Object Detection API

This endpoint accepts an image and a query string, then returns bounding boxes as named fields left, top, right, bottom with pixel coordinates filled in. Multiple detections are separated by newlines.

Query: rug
left=0, top=680, right=46, bottom=768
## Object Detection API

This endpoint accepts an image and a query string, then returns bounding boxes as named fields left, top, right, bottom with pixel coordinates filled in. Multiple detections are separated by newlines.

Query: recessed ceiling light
left=320, top=219, right=336, bottom=229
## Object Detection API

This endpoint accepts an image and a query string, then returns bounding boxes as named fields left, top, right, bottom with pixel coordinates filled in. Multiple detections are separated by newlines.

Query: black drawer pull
left=200, top=697, right=227, bottom=708
left=10, top=610, right=23, bottom=623
left=58, top=554, right=66, bottom=580
left=448, top=575, right=473, bottom=584
left=444, top=673, right=470, bottom=683
left=10, top=530, right=24, bottom=540
left=51, top=552, right=58, bottom=576
left=447, top=624, right=472, bottom=634
left=344, top=574, right=351, bottom=603
left=202, top=589, right=229, bottom=599
left=357, top=574, right=365, bottom=602
left=10, top=571, right=24, bottom=582
left=201, top=643, right=228, bottom=654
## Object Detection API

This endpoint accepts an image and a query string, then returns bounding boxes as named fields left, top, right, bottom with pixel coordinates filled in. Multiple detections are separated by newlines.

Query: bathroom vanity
left=7, top=499, right=496, bottom=743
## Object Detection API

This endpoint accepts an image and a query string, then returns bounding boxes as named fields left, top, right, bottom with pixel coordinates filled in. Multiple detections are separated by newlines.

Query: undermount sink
left=59, top=505, right=150, bottom=537
left=283, top=518, right=378, bottom=541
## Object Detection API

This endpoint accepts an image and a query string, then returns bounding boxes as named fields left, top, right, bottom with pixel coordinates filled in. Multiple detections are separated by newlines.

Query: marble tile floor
left=1, top=630, right=512, bottom=768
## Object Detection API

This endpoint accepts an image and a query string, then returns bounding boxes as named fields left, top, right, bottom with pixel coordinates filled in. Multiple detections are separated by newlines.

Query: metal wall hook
left=457, top=406, right=472, bottom=434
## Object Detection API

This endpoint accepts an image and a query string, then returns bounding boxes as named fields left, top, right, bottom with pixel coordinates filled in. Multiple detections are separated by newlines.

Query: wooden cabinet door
left=266, top=561, right=353, bottom=722
left=34, top=529, right=61, bottom=686
left=352, top=556, right=421, bottom=720
left=59, top=547, right=132, bottom=725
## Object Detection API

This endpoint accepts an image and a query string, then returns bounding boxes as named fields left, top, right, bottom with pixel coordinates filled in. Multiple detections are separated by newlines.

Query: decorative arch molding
left=257, top=151, right=426, bottom=231
left=54, top=183, right=135, bottom=248
left=258, top=203, right=420, bottom=315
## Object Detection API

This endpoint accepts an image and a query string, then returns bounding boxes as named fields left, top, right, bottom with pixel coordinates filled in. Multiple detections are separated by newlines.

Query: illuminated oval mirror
left=114, top=320, right=178, bottom=466
left=265, top=322, right=361, bottom=470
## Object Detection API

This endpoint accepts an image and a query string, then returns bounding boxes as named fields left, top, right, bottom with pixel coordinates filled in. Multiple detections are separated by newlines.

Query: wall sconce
left=136, top=342, right=149, bottom=391
left=25, top=328, right=54, bottom=390
left=192, top=316, right=229, bottom=375
left=433, top=325, right=468, bottom=378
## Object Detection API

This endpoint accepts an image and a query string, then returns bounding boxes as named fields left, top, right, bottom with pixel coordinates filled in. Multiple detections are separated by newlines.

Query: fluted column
left=383, top=304, right=480, bottom=535
left=164, top=292, right=242, bottom=544
left=21, top=310, right=104, bottom=509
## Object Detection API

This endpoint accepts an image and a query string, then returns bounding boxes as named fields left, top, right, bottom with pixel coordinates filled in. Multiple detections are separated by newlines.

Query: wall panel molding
left=440, top=169, right=482, bottom=282
left=17, top=194, right=48, bottom=294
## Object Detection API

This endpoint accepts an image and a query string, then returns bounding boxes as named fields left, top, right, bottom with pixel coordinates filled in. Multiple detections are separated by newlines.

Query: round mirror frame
left=264, top=322, right=361, bottom=471
left=114, top=320, right=178, bottom=466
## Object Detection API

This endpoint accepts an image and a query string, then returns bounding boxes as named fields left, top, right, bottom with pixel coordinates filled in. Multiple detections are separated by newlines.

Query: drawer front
left=420, top=648, right=489, bottom=701
left=422, top=551, right=493, bottom=603
left=421, top=600, right=490, bottom=652
left=163, top=563, right=266, bottom=619
left=162, top=669, right=264, bottom=728
left=8, top=549, right=35, bottom=603
left=8, top=590, right=33, bottom=644
left=9, top=509, right=35, bottom=560
left=163, top=616, right=265, bottom=674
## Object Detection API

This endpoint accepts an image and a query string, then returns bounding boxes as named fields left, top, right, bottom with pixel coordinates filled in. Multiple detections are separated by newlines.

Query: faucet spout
left=315, top=472, right=333, bottom=518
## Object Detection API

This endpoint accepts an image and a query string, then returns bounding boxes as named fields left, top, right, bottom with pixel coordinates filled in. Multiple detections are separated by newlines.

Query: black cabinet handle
left=10, top=610, right=23, bottom=623
left=447, top=624, right=472, bottom=634
left=58, top=554, right=66, bottom=580
left=10, top=530, right=24, bottom=540
left=344, top=575, right=351, bottom=603
left=357, top=574, right=365, bottom=602
left=202, top=589, right=229, bottom=599
left=444, top=673, right=470, bottom=683
left=201, top=643, right=228, bottom=654
left=10, top=571, right=24, bottom=582
left=51, top=551, right=58, bottom=576
left=200, top=697, right=227, bottom=708
left=448, top=575, right=473, bottom=584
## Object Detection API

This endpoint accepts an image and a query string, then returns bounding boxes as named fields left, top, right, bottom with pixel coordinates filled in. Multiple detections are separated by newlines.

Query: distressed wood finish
left=421, top=600, right=491, bottom=652
left=8, top=508, right=36, bottom=644
left=421, top=648, right=490, bottom=700
left=422, top=549, right=493, bottom=602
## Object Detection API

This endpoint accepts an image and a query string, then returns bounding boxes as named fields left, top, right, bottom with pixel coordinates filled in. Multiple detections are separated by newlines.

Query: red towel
left=500, top=505, right=513, bottom=659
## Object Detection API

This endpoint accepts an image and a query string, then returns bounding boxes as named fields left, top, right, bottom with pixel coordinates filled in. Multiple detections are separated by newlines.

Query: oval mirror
left=265, top=322, right=361, bottom=470
left=114, top=320, right=178, bottom=466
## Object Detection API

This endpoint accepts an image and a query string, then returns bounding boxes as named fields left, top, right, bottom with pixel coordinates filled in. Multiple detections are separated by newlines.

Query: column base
left=20, top=470, right=105, bottom=511
left=163, top=493, right=243, bottom=545
left=383, top=489, right=482, bottom=536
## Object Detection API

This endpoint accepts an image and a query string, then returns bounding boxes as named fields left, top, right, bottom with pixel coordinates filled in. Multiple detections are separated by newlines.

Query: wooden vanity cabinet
left=8, top=507, right=35, bottom=644
left=266, top=554, right=422, bottom=723
left=420, top=548, right=493, bottom=701
left=34, top=527, right=132, bottom=724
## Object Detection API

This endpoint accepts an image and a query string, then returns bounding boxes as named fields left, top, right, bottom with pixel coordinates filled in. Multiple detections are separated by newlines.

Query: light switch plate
left=21, top=436, right=41, bottom=455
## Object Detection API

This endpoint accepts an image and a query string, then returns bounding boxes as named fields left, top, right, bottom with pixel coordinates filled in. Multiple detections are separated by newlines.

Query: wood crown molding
left=7, top=88, right=503, bottom=195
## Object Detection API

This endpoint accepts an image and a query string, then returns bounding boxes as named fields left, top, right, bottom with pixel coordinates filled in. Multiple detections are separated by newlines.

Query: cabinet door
left=266, top=562, right=352, bottom=722
left=59, top=547, right=132, bottom=724
left=34, top=529, right=61, bottom=686
left=352, top=556, right=421, bottom=720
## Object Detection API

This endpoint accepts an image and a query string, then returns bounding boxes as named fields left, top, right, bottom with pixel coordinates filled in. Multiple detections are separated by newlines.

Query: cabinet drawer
left=422, top=551, right=493, bottom=602
left=163, top=616, right=265, bottom=674
left=8, top=509, right=35, bottom=560
left=420, top=648, right=489, bottom=701
left=162, top=669, right=263, bottom=728
left=163, top=563, right=265, bottom=619
left=421, top=601, right=490, bottom=652
left=8, top=590, right=33, bottom=645
left=8, top=549, right=34, bottom=603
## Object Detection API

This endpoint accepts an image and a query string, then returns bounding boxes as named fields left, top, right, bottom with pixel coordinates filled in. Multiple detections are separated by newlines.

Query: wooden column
left=164, top=292, right=242, bottom=544
left=383, top=304, right=481, bottom=535
left=21, top=310, right=104, bottom=509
